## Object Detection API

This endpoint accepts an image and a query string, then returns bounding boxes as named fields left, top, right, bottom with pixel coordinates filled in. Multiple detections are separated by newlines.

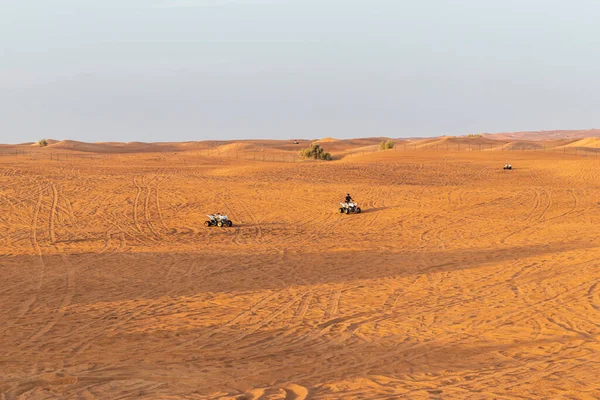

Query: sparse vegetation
left=467, top=134, right=482, bottom=138
left=38, top=138, right=48, bottom=147
left=379, top=140, right=395, bottom=150
left=299, top=143, right=332, bottom=160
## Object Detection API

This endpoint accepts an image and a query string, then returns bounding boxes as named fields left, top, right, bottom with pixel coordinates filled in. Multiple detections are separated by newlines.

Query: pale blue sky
left=1, top=1, right=599, bottom=143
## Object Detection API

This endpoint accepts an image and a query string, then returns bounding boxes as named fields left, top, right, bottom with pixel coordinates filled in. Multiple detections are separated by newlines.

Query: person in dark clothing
left=345, top=193, right=352, bottom=203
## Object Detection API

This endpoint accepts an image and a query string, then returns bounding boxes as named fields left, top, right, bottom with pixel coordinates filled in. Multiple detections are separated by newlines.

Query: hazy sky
left=1, top=1, right=599, bottom=143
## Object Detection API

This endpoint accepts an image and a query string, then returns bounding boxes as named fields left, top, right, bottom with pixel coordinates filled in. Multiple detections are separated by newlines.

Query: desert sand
left=1, top=138, right=600, bottom=399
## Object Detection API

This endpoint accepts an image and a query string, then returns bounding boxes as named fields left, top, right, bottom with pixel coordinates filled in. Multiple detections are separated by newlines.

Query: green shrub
left=38, top=138, right=48, bottom=147
left=299, top=143, right=332, bottom=160
left=379, top=140, right=395, bottom=150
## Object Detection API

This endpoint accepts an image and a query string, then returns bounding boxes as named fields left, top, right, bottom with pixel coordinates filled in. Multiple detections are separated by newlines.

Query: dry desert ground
left=1, top=138, right=600, bottom=399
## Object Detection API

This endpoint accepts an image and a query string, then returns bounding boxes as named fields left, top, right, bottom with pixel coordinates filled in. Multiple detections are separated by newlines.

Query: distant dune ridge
left=4, top=129, right=600, bottom=158
left=481, top=129, right=600, bottom=141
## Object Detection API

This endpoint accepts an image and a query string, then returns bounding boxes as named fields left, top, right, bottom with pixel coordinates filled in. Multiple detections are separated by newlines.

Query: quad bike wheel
left=356, top=207, right=361, bottom=214
left=204, top=221, right=211, bottom=227
left=217, top=221, right=223, bottom=227
left=345, top=208, right=350, bottom=214
left=227, top=221, right=233, bottom=227
left=339, top=208, right=344, bottom=213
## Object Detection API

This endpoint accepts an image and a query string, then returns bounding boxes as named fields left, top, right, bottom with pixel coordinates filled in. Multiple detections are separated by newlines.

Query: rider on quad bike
left=345, top=193, right=353, bottom=203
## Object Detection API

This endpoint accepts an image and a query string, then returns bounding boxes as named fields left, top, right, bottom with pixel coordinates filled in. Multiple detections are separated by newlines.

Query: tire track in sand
left=18, top=184, right=76, bottom=348
left=588, top=282, right=600, bottom=311
left=154, top=180, right=169, bottom=232
left=172, top=290, right=282, bottom=351
left=294, top=291, right=314, bottom=320
left=143, top=176, right=160, bottom=237
left=25, top=254, right=75, bottom=345
left=0, top=188, right=47, bottom=340
left=49, top=184, right=58, bottom=244
left=132, top=176, right=143, bottom=233
left=324, top=288, right=342, bottom=319
left=230, top=290, right=308, bottom=343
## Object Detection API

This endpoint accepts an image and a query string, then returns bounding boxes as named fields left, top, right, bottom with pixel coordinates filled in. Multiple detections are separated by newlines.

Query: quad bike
left=503, top=164, right=512, bottom=170
left=339, top=202, right=361, bottom=214
left=205, top=213, right=233, bottom=227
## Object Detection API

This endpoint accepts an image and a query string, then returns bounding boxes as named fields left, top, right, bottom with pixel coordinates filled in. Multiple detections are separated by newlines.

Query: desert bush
left=299, top=143, right=332, bottom=160
left=467, top=134, right=482, bottom=138
left=38, top=138, right=48, bottom=147
left=379, top=140, right=395, bottom=150
left=299, top=147, right=312, bottom=158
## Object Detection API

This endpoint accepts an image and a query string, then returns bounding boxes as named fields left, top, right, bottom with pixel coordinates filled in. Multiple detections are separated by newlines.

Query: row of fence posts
left=204, top=149, right=303, bottom=163
left=0, top=151, right=121, bottom=161
left=0, top=150, right=74, bottom=160
left=375, top=143, right=600, bottom=156
left=1, top=144, right=599, bottom=163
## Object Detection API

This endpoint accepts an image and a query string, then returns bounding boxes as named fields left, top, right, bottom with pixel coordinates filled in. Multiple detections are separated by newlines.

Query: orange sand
left=1, top=139, right=600, bottom=399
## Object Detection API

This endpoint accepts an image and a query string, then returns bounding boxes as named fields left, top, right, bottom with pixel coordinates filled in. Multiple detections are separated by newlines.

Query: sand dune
left=559, top=137, right=600, bottom=148
left=1, top=139, right=600, bottom=398
left=45, top=140, right=188, bottom=153
left=413, top=136, right=503, bottom=149
left=498, top=141, right=545, bottom=151
left=484, top=129, right=600, bottom=141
